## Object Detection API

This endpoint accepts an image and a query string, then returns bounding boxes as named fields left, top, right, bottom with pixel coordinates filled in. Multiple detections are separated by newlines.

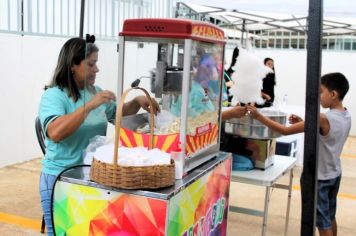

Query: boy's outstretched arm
left=246, top=105, right=304, bottom=135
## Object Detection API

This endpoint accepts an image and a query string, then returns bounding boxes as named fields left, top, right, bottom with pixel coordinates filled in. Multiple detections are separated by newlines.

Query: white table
left=230, top=155, right=297, bottom=236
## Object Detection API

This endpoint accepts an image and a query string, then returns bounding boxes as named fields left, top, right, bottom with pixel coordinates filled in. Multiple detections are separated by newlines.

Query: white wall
left=0, top=34, right=119, bottom=167
left=0, top=35, right=355, bottom=167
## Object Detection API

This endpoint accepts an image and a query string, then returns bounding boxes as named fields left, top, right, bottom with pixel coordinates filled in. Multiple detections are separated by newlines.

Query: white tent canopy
left=178, top=1, right=356, bottom=35
left=181, top=0, right=356, bottom=18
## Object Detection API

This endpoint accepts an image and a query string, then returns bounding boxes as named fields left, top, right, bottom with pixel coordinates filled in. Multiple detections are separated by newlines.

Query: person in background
left=257, top=57, right=276, bottom=108
left=247, top=72, right=351, bottom=236
left=225, top=46, right=239, bottom=78
left=220, top=51, right=251, bottom=168
left=38, top=37, right=159, bottom=235
left=221, top=47, right=240, bottom=105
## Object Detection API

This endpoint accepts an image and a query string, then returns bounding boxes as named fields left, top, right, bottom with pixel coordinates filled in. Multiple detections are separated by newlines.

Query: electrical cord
left=50, top=164, right=91, bottom=236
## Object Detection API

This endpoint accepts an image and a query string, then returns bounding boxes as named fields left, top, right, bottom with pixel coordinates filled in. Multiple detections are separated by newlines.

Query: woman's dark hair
left=47, top=37, right=99, bottom=101
left=321, top=72, right=349, bottom=100
left=226, top=47, right=239, bottom=76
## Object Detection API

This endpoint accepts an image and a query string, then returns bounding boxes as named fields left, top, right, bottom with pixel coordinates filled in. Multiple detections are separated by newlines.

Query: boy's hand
left=246, top=105, right=261, bottom=119
left=288, top=114, right=303, bottom=124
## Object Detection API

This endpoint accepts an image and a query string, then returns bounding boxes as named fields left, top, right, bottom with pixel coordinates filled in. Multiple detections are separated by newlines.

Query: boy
left=247, top=72, right=351, bottom=236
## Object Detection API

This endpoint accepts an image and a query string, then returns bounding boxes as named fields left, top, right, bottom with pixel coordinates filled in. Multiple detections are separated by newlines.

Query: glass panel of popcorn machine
left=120, top=38, right=185, bottom=152
left=121, top=38, right=223, bottom=157
left=182, top=41, right=224, bottom=156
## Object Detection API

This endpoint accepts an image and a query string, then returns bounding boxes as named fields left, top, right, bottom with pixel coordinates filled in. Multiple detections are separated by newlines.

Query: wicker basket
left=90, top=87, right=175, bottom=189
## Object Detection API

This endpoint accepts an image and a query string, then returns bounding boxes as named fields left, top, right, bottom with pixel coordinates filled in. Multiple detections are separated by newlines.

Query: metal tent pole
left=175, top=1, right=180, bottom=18
left=301, top=0, right=323, bottom=235
left=241, top=19, right=246, bottom=47
left=20, top=0, right=24, bottom=36
left=79, top=0, right=85, bottom=38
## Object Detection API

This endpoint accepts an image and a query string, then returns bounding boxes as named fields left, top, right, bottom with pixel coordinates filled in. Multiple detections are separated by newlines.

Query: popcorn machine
left=117, top=18, right=226, bottom=173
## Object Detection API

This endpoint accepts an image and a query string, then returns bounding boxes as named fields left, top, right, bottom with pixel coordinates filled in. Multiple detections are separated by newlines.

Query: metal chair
left=35, top=117, right=46, bottom=234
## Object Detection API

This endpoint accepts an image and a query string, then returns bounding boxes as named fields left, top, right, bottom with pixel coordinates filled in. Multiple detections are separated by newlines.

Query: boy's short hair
left=321, top=72, right=349, bottom=100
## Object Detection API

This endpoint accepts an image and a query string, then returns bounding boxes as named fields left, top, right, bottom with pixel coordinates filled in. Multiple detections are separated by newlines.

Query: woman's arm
left=122, top=96, right=160, bottom=116
left=47, top=92, right=160, bottom=142
left=47, top=90, right=116, bottom=142
left=221, top=106, right=247, bottom=121
left=261, top=92, right=271, bottom=101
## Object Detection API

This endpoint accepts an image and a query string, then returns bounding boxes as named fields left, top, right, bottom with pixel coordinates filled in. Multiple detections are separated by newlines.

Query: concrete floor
left=0, top=137, right=355, bottom=235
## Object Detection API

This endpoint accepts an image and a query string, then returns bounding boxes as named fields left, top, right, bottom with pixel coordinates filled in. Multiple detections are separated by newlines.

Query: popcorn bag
left=90, top=87, right=175, bottom=189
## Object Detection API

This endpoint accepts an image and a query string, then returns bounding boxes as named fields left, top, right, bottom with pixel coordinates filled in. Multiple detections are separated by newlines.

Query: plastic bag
left=83, top=135, right=113, bottom=165
left=232, top=154, right=254, bottom=171
left=94, top=145, right=171, bottom=166
left=155, top=110, right=177, bottom=133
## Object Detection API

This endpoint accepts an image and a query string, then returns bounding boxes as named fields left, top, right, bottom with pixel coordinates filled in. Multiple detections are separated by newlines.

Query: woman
left=259, top=57, right=276, bottom=108
left=38, top=37, right=158, bottom=235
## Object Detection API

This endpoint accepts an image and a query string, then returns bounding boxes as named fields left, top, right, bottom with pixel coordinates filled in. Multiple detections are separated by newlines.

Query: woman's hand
left=229, top=105, right=247, bottom=118
left=246, top=104, right=261, bottom=120
left=135, top=96, right=160, bottom=115
left=87, top=90, right=116, bottom=111
left=127, top=95, right=160, bottom=116
left=261, top=92, right=271, bottom=101
left=221, top=105, right=247, bottom=121
left=288, top=114, right=303, bottom=124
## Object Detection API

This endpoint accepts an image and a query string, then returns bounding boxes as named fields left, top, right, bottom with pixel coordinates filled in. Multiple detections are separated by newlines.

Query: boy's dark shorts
left=316, top=175, right=341, bottom=229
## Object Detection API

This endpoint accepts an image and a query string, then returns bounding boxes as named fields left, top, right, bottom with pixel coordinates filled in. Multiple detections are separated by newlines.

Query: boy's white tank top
left=318, top=109, right=351, bottom=180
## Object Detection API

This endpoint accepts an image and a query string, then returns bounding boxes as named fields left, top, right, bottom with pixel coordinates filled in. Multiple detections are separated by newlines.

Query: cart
left=52, top=18, right=231, bottom=236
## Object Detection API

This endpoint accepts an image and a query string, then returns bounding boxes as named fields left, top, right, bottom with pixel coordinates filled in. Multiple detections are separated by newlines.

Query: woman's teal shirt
left=38, top=86, right=115, bottom=176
